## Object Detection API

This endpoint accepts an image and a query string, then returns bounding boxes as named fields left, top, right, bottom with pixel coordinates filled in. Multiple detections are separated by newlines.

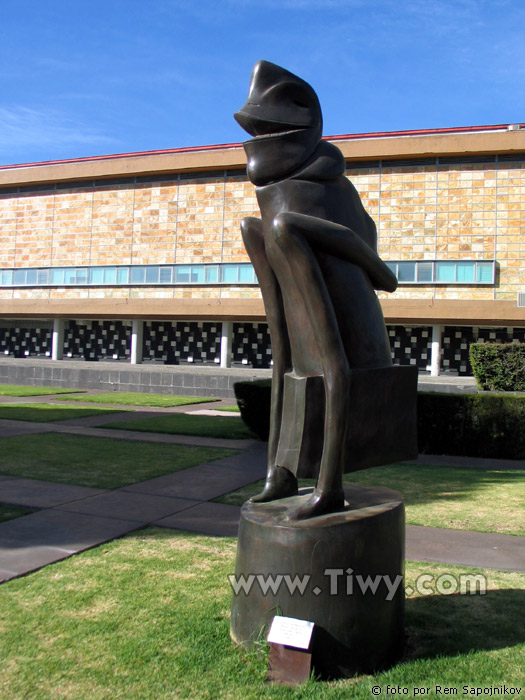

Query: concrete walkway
left=0, top=395, right=523, bottom=583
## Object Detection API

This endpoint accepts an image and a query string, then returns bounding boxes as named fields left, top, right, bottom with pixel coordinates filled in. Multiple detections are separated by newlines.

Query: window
left=75, top=268, right=88, bottom=284
left=436, top=262, right=456, bottom=283
left=417, top=262, right=433, bottom=283
left=145, top=266, right=159, bottom=284
left=50, top=268, right=64, bottom=284
left=159, top=266, right=173, bottom=284
left=117, top=267, right=129, bottom=284
left=175, top=266, right=190, bottom=283
left=397, top=262, right=416, bottom=282
left=190, top=265, right=205, bottom=283
left=206, top=266, right=219, bottom=283
left=90, top=267, right=104, bottom=284
left=103, top=267, right=117, bottom=284
left=456, top=263, right=475, bottom=283
left=26, top=269, right=37, bottom=285
left=130, top=266, right=145, bottom=284
left=239, top=264, right=255, bottom=283
left=477, top=262, right=494, bottom=283
left=222, top=264, right=239, bottom=283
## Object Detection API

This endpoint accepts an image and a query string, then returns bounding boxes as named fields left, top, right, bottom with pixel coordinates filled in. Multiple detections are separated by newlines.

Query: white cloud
left=0, top=106, right=115, bottom=150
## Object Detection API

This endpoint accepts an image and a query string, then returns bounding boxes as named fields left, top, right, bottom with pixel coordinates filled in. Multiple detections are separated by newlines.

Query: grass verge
left=217, top=463, right=525, bottom=536
left=0, top=403, right=130, bottom=423
left=60, top=392, right=220, bottom=407
left=101, top=413, right=256, bottom=440
left=214, top=405, right=241, bottom=412
left=0, top=385, right=85, bottom=397
left=0, top=528, right=522, bottom=699
left=0, top=434, right=239, bottom=489
left=0, top=504, right=35, bottom=523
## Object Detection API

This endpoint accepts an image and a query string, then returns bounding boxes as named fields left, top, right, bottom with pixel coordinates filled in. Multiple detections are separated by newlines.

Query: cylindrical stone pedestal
left=231, top=485, right=405, bottom=679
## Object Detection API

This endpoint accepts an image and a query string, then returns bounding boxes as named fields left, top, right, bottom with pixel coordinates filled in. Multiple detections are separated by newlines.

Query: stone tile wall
left=0, top=155, right=523, bottom=302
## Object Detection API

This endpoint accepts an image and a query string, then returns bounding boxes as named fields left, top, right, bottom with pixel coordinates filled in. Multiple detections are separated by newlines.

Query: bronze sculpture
left=235, top=60, right=405, bottom=520
left=231, top=61, right=417, bottom=677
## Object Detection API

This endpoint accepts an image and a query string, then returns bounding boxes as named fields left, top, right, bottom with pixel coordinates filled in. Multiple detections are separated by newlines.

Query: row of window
left=0, top=263, right=258, bottom=287
left=385, top=260, right=495, bottom=284
left=0, top=260, right=495, bottom=288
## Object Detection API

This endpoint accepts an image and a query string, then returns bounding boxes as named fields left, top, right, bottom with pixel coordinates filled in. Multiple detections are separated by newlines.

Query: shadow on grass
left=405, top=588, right=525, bottom=660
left=0, top=403, right=124, bottom=422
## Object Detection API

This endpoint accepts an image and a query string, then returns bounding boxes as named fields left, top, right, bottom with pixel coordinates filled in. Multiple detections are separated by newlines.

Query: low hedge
left=417, top=392, right=525, bottom=460
left=233, top=378, right=272, bottom=440
left=234, top=379, right=525, bottom=460
left=470, top=342, right=525, bottom=392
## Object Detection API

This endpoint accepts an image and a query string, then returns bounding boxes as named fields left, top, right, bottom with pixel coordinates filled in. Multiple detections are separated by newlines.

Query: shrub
left=234, top=379, right=525, bottom=459
left=469, top=342, right=525, bottom=392
left=233, top=379, right=271, bottom=440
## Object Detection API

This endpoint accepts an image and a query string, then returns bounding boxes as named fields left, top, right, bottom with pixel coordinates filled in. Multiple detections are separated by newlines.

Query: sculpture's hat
left=234, top=60, right=322, bottom=136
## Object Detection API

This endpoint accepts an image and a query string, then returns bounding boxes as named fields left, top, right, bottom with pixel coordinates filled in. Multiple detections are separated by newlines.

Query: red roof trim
left=0, top=124, right=521, bottom=171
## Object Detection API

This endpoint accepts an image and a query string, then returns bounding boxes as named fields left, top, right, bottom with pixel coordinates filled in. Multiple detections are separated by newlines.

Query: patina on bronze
left=234, top=60, right=417, bottom=520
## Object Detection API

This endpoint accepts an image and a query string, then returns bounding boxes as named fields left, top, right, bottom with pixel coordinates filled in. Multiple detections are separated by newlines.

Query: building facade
left=1, top=124, right=524, bottom=376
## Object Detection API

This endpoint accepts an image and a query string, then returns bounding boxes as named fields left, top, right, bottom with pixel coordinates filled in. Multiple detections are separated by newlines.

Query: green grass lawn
left=0, top=385, right=85, bottom=397
left=101, top=413, right=257, bottom=440
left=60, top=391, right=220, bottom=407
left=0, top=403, right=130, bottom=423
left=0, top=434, right=239, bottom=489
left=218, top=463, right=525, bottom=536
left=0, top=504, right=35, bottom=523
left=0, top=528, right=522, bottom=699
left=214, top=405, right=241, bottom=412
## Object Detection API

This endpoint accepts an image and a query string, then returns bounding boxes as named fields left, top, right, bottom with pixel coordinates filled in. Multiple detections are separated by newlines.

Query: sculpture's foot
left=249, top=466, right=298, bottom=503
left=285, top=487, right=345, bottom=521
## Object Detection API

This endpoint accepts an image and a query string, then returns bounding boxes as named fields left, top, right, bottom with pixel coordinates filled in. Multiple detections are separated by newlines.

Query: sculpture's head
left=235, top=60, right=323, bottom=186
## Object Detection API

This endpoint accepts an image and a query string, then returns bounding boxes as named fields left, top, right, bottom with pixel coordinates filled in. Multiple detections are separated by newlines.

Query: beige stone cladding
left=132, top=180, right=178, bottom=265
left=222, top=173, right=257, bottom=263
left=353, top=157, right=523, bottom=303
left=175, top=175, right=225, bottom=264
left=90, top=183, right=134, bottom=266
left=495, top=160, right=525, bottom=301
left=0, top=151, right=523, bottom=307
left=0, top=192, right=19, bottom=268
left=51, top=186, right=93, bottom=267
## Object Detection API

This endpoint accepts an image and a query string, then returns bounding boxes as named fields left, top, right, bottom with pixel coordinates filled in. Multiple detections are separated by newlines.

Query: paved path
left=0, top=396, right=523, bottom=583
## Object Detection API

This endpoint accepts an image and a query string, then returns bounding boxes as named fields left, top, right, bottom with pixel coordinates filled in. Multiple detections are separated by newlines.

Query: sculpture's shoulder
left=292, top=140, right=346, bottom=182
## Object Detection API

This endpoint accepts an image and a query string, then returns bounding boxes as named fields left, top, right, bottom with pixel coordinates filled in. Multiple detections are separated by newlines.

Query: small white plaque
left=267, top=615, right=314, bottom=650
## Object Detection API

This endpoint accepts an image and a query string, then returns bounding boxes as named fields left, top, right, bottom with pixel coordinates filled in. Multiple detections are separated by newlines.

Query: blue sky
left=1, top=0, right=523, bottom=166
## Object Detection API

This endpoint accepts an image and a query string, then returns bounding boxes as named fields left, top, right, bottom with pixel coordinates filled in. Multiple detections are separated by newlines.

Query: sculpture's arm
left=273, top=212, right=398, bottom=292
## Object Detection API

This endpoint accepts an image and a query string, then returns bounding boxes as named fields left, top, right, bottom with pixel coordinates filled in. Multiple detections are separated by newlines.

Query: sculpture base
left=230, top=486, right=405, bottom=679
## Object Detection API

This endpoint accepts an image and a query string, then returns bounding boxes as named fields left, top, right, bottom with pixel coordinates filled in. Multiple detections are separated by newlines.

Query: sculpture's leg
left=240, top=217, right=298, bottom=502
left=270, top=213, right=350, bottom=519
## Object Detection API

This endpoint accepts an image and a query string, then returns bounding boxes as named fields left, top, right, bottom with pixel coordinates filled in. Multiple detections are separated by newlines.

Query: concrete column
left=130, top=319, right=143, bottom=365
left=220, top=321, right=233, bottom=368
left=429, top=324, right=442, bottom=377
left=51, top=318, right=65, bottom=361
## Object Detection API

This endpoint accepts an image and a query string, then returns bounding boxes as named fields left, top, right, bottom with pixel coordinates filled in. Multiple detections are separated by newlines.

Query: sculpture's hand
left=271, top=212, right=398, bottom=292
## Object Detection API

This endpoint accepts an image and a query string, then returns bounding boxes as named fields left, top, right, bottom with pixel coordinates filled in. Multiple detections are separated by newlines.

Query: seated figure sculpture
left=234, top=61, right=401, bottom=520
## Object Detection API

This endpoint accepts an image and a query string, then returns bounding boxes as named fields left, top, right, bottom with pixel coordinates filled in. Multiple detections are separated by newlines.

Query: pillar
left=51, top=318, right=65, bottom=361
left=430, top=324, right=442, bottom=377
left=220, top=321, right=233, bottom=368
left=130, top=319, right=143, bottom=365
